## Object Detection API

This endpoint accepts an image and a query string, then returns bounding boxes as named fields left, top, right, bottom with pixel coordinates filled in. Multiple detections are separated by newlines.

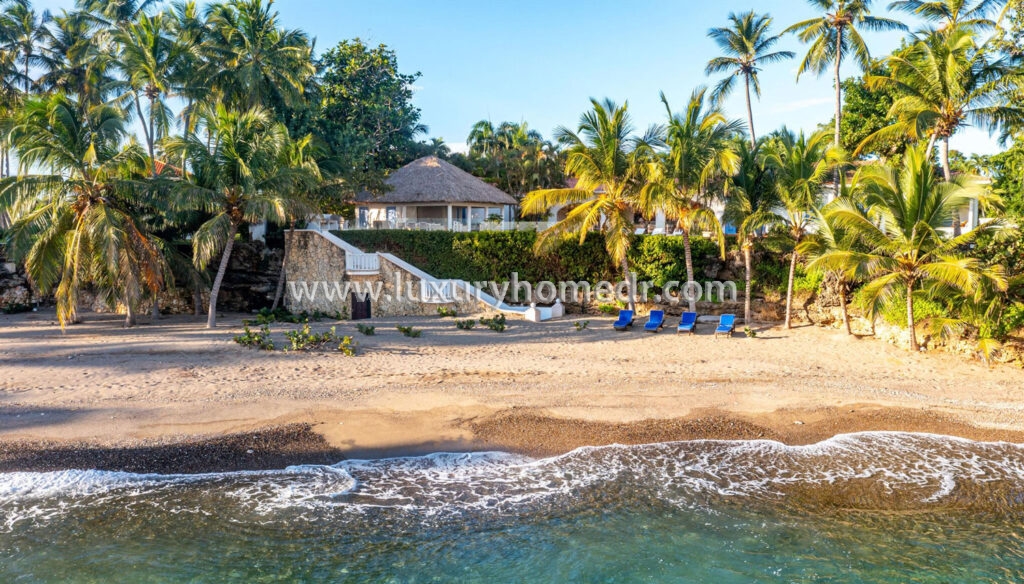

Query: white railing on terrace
left=339, top=219, right=555, bottom=232
left=345, top=253, right=380, bottom=273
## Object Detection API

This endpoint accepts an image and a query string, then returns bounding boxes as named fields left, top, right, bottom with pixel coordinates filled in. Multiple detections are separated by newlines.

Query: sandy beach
left=2, top=310, right=1023, bottom=472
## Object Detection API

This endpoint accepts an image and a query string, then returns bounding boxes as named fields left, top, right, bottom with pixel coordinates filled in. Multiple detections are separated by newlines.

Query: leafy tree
left=861, top=27, right=1024, bottom=180
left=888, top=0, right=1008, bottom=31
left=827, top=144, right=1005, bottom=350
left=839, top=65, right=913, bottom=161
left=642, top=87, right=740, bottom=311
left=522, top=99, right=660, bottom=312
left=786, top=0, right=907, bottom=151
left=705, top=11, right=794, bottom=146
left=763, top=128, right=835, bottom=328
left=985, top=137, right=1024, bottom=219
left=308, top=38, right=424, bottom=196
left=724, top=139, right=778, bottom=324
left=0, top=94, right=160, bottom=326
left=464, top=120, right=564, bottom=196
left=800, top=200, right=869, bottom=334
left=165, top=105, right=314, bottom=328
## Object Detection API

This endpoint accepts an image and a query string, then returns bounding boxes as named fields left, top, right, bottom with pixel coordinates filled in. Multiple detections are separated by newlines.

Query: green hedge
left=334, top=230, right=721, bottom=287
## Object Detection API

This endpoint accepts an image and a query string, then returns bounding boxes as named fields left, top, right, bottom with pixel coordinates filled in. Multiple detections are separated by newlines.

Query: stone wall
left=0, top=257, right=31, bottom=311
left=283, top=231, right=483, bottom=318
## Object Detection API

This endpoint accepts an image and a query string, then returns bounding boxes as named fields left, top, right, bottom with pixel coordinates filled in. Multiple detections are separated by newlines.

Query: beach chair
left=714, top=314, right=736, bottom=338
left=613, top=310, right=634, bottom=331
left=676, top=311, right=697, bottom=334
left=634, top=227, right=646, bottom=235
left=643, top=310, right=665, bottom=332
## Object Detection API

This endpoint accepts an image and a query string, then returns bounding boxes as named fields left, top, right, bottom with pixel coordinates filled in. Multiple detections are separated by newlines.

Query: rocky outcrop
left=0, top=257, right=32, bottom=311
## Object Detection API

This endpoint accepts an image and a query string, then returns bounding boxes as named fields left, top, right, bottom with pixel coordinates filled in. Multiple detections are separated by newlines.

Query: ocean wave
left=3, top=432, right=1024, bottom=530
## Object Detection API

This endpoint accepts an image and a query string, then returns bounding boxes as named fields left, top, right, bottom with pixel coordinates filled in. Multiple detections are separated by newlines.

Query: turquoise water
left=3, top=433, right=1024, bottom=582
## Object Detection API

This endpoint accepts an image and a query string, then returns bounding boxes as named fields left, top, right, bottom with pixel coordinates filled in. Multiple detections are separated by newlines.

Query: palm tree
left=165, top=105, right=314, bottom=328
left=860, top=27, right=1024, bottom=181
left=521, top=98, right=660, bottom=312
left=0, top=94, right=160, bottom=327
left=888, top=0, right=1008, bottom=31
left=705, top=11, right=794, bottom=146
left=115, top=11, right=179, bottom=177
left=270, top=132, right=321, bottom=310
left=2, top=0, right=50, bottom=95
left=36, top=10, right=121, bottom=108
left=764, top=128, right=835, bottom=328
left=75, top=0, right=159, bottom=27
left=203, top=0, right=314, bottom=110
left=723, top=139, right=778, bottom=325
left=643, top=87, right=742, bottom=311
left=786, top=0, right=907, bottom=151
left=799, top=199, right=868, bottom=334
left=826, top=144, right=1005, bottom=350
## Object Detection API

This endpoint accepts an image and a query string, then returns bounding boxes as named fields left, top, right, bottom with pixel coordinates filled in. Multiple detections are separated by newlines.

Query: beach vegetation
left=356, top=323, right=376, bottom=335
left=396, top=325, right=422, bottom=337
left=455, top=319, right=476, bottom=330
left=479, top=313, right=507, bottom=332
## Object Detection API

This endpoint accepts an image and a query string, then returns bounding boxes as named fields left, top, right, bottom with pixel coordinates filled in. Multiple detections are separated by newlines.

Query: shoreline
left=5, top=406, right=1024, bottom=474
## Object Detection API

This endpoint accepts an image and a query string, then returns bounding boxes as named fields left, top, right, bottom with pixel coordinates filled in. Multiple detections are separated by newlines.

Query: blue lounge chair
left=677, top=312, right=697, bottom=334
left=613, top=310, right=634, bottom=331
left=644, top=310, right=665, bottom=332
left=715, top=314, right=736, bottom=338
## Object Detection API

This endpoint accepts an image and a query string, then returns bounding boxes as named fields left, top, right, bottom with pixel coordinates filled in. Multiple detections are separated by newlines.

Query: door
left=358, top=207, right=369, bottom=228
left=350, top=292, right=371, bottom=320
left=386, top=206, right=397, bottom=228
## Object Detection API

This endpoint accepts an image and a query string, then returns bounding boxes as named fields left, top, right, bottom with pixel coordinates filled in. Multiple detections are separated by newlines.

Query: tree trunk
left=135, top=97, right=156, bottom=178
left=193, top=283, right=203, bottom=317
left=744, top=74, right=757, bottom=147
left=621, top=255, right=635, bottom=313
left=271, top=225, right=294, bottom=310
left=838, top=277, right=851, bottom=335
left=148, top=94, right=158, bottom=178
left=207, top=223, right=238, bottom=328
left=906, top=279, right=917, bottom=351
left=744, top=244, right=753, bottom=325
left=124, top=300, right=136, bottom=328
left=785, top=249, right=799, bottom=329
left=940, top=137, right=961, bottom=236
left=151, top=294, right=160, bottom=321
left=833, top=28, right=844, bottom=192
left=681, top=227, right=697, bottom=312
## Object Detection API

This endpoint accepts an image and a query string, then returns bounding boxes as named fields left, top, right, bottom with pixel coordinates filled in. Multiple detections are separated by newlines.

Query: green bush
left=479, top=313, right=507, bottom=332
left=436, top=306, right=457, bottom=317
left=397, top=325, right=422, bottom=338
left=573, top=320, right=589, bottom=331
left=356, top=324, right=376, bottom=335
left=234, top=324, right=275, bottom=351
left=286, top=324, right=340, bottom=351
left=597, top=303, right=619, bottom=315
left=335, top=230, right=721, bottom=291
left=455, top=319, right=476, bottom=330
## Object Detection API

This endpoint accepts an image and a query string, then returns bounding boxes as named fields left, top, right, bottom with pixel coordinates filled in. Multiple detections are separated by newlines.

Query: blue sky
left=38, top=0, right=1004, bottom=154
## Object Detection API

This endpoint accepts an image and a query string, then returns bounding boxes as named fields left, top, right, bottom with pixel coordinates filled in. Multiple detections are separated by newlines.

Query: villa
left=339, top=156, right=519, bottom=231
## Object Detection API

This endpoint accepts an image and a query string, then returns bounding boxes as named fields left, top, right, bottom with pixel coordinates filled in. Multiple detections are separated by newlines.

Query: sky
left=37, top=0, right=1006, bottom=155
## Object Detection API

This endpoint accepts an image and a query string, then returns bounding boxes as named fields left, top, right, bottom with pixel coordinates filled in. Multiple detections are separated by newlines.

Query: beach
left=2, top=310, right=1023, bottom=473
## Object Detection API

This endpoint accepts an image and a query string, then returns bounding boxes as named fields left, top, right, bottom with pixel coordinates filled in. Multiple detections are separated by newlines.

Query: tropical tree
left=165, top=105, right=314, bottom=328
left=2, top=0, right=50, bottom=95
left=888, top=0, right=1008, bottom=31
left=764, top=128, right=835, bottom=328
left=203, top=0, right=314, bottom=110
left=799, top=200, right=868, bottom=334
left=521, top=98, right=660, bottom=312
left=705, top=11, right=794, bottom=146
left=826, top=144, right=1006, bottom=350
left=785, top=0, right=907, bottom=151
left=642, top=87, right=741, bottom=311
left=859, top=27, right=1024, bottom=182
left=114, top=11, right=179, bottom=177
left=0, top=94, right=160, bottom=327
left=36, top=10, right=121, bottom=107
left=723, top=139, right=778, bottom=324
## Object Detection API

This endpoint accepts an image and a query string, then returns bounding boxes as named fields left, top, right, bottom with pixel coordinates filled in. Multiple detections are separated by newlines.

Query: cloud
left=770, top=97, right=833, bottom=114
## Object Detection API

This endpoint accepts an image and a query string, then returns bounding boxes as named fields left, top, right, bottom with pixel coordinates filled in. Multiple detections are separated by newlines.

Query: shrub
left=337, top=336, right=357, bottom=356
left=234, top=324, right=274, bottom=351
left=455, top=319, right=476, bottom=330
left=285, top=324, right=341, bottom=351
left=573, top=320, right=589, bottom=331
left=397, top=325, right=422, bottom=338
left=597, top=303, right=619, bottom=315
left=744, top=326, right=757, bottom=338
left=356, top=323, right=376, bottom=335
left=479, top=313, right=507, bottom=332
left=436, top=306, right=457, bottom=317
left=2, top=303, right=32, bottom=314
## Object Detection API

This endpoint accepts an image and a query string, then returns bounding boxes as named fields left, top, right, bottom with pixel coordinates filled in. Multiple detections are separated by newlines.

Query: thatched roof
left=354, top=156, right=518, bottom=206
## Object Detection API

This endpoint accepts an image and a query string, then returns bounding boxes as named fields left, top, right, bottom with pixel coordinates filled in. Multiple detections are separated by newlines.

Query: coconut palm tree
left=0, top=94, right=160, bottom=327
left=165, top=105, right=314, bottom=328
left=888, top=0, right=1008, bottom=31
left=2, top=0, right=50, bottom=95
left=764, top=128, right=835, bottom=328
left=76, top=0, right=159, bottom=27
left=785, top=1, right=907, bottom=151
left=859, top=27, right=1024, bottom=181
left=115, top=11, right=179, bottom=177
left=203, top=0, right=314, bottom=110
left=705, top=11, right=794, bottom=146
left=642, top=87, right=742, bottom=311
left=36, top=10, right=121, bottom=108
left=826, top=143, right=1005, bottom=350
left=723, top=139, right=778, bottom=325
left=521, top=98, right=660, bottom=312
left=270, top=132, right=322, bottom=310
left=799, top=199, right=869, bottom=334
